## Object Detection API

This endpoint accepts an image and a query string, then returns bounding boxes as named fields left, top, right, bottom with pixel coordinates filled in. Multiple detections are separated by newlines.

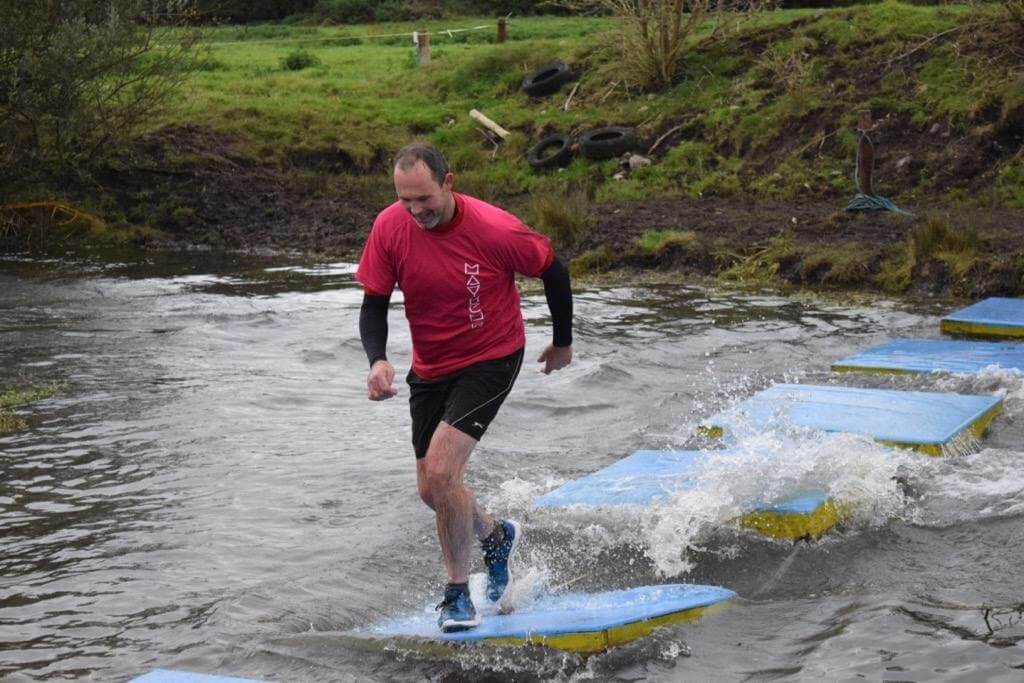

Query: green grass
left=140, top=4, right=1021, bottom=209
left=875, top=213, right=981, bottom=292
left=635, top=229, right=697, bottom=252
left=0, top=382, right=63, bottom=434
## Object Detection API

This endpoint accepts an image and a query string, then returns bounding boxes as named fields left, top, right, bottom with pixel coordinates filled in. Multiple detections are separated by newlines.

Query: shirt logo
left=465, top=263, right=484, bottom=329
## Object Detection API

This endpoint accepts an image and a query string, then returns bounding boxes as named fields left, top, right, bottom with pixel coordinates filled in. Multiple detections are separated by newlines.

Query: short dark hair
left=393, top=142, right=450, bottom=186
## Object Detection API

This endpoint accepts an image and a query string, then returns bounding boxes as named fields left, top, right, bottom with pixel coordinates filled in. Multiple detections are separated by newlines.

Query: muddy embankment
left=3, top=123, right=1023, bottom=298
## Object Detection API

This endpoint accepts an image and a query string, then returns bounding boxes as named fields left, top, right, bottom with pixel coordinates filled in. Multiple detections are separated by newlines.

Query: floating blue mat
left=132, top=671, right=267, bottom=683
left=534, top=450, right=838, bottom=538
left=941, top=297, right=1024, bottom=339
left=366, top=584, right=735, bottom=653
left=700, top=384, right=1003, bottom=456
left=832, top=339, right=1024, bottom=375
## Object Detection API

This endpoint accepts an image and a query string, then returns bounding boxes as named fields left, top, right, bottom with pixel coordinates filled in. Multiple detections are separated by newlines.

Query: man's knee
left=417, top=476, right=435, bottom=509
left=421, top=458, right=459, bottom=502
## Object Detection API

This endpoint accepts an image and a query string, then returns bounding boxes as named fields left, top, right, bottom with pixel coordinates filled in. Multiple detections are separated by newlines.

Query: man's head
left=393, top=143, right=455, bottom=230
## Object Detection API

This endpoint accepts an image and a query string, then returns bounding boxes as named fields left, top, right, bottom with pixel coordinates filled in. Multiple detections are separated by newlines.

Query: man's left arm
left=537, top=255, right=573, bottom=374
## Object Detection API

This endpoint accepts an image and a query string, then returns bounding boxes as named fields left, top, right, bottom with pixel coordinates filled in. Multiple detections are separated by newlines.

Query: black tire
left=579, top=126, right=637, bottom=160
left=521, top=60, right=574, bottom=97
left=528, top=133, right=574, bottom=170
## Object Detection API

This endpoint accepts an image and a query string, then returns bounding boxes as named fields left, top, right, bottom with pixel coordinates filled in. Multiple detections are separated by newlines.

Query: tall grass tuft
left=280, top=49, right=320, bottom=71
left=910, top=214, right=979, bottom=261
left=527, top=189, right=592, bottom=252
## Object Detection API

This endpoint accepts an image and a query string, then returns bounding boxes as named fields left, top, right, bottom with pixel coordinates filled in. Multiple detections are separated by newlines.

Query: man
left=356, top=142, right=573, bottom=632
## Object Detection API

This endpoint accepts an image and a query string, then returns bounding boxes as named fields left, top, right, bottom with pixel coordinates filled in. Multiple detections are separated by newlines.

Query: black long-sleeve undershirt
left=541, top=256, right=573, bottom=348
left=358, top=255, right=574, bottom=368
left=359, top=292, right=391, bottom=368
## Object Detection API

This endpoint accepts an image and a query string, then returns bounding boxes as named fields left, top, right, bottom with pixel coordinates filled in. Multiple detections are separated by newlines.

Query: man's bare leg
left=416, top=421, right=496, bottom=583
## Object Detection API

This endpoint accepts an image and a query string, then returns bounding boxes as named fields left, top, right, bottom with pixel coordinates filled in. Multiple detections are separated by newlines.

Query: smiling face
left=393, top=160, right=455, bottom=230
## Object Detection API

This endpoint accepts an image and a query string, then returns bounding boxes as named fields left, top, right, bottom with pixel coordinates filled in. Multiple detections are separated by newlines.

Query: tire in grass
left=528, top=133, right=574, bottom=170
left=579, top=126, right=637, bottom=160
left=522, top=60, right=574, bottom=97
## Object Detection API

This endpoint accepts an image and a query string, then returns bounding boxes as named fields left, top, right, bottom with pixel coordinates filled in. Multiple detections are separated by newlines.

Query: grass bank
left=3, top=4, right=1022, bottom=295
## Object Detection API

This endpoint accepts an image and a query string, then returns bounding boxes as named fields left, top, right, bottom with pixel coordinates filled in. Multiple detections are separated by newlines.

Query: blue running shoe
left=483, top=519, right=521, bottom=603
left=436, top=586, right=480, bottom=632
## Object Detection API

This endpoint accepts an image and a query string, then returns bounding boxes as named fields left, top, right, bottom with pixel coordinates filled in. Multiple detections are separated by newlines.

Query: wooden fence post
left=497, top=18, right=507, bottom=44
left=856, top=110, right=874, bottom=196
left=416, top=28, right=431, bottom=65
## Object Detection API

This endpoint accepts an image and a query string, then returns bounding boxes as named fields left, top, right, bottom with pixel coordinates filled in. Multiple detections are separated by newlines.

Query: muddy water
left=2, top=252, right=1023, bottom=682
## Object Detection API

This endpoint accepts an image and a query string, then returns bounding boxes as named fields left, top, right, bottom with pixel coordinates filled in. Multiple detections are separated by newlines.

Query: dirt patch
left=87, top=124, right=389, bottom=254
left=10, top=124, right=1022, bottom=298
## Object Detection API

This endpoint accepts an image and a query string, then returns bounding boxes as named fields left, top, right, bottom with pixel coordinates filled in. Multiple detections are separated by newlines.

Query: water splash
left=906, top=447, right=1024, bottom=526
left=639, top=430, right=915, bottom=576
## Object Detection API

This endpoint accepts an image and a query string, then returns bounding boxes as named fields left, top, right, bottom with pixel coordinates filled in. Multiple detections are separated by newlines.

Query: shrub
left=0, top=1, right=205, bottom=181
left=281, top=49, right=321, bottom=71
left=559, top=0, right=775, bottom=90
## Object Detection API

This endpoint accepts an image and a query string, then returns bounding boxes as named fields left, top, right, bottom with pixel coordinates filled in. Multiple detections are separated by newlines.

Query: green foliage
left=876, top=214, right=981, bottom=292
left=719, top=233, right=797, bottom=284
left=571, top=245, right=617, bottom=275
left=0, top=382, right=63, bottom=434
left=280, top=49, right=321, bottom=70
left=635, top=229, right=696, bottom=252
left=526, top=188, right=592, bottom=251
left=0, top=1, right=206, bottom=181
left=193, top=0, right=319, bottom=22
left=562, top=0, right=774, bottom=91
left=995, top=160, right=1024, bottom=206
left=798, top=246, right=874, bottom=286
left=0, top=383, right=62, bottom=410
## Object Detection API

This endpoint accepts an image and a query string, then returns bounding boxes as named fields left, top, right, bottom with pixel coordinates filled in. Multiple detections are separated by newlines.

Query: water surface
left=2, top=252, right=1023, bottom=681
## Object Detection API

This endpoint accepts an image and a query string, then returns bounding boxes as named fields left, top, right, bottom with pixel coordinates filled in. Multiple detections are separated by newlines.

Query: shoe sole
left=439, top=615, right=481, bottom=633
left=489, top=519, right=522, bottom=603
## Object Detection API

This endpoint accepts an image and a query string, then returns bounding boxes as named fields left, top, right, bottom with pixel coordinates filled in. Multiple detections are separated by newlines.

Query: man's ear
left=442, top=172, right=454, bottom=192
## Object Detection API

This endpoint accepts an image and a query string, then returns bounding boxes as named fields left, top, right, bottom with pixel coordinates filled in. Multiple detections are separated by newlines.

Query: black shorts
left=407, top=347, right=524, bottom=459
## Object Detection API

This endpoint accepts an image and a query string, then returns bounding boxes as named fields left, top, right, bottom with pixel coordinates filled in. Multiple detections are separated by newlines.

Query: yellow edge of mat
left=941, top=320, right=1024, bottom=339
left=877, top=398, right=1004, bottom=457
left=484, top=600, right=734, bottom=653
left=696, top=425, right=723, bottom=439
left=737, top=499, right=844, bottom=540
left=830, top=364, right=916, bottom=376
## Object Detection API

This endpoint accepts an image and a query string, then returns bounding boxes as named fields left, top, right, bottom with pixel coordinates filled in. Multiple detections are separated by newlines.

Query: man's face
left=393, top=161, right=454, bottom=230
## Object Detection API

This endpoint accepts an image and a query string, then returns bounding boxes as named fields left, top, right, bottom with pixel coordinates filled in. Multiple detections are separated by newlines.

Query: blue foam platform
left=941, top=297, right=1024, bottom=338
left=832, top=338, right=1024, bottom=375
left=534, top=449, right=837, bottom=538
left=534, top=449, right=826, bottom=514
left=366, top=584, right=735, bottom=652
left=132, top=671, right=266, bottom=683
left=700, top=384, right=1002, bottom=454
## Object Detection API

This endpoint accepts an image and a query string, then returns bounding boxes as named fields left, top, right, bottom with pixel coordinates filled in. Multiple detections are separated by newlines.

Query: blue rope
left=845, top=130, right=913, bottom=217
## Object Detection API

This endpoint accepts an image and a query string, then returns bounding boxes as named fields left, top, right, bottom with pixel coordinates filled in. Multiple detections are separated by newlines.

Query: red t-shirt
left=356, top=193, right=554, bottom=380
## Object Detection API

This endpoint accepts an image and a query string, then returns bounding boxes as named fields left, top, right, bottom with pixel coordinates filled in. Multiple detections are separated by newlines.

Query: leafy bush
left=560, top=0, right=775, bottom=90
left=0, top=1, right=205, bottom=181
left=280, top=49, right=321, bottom=70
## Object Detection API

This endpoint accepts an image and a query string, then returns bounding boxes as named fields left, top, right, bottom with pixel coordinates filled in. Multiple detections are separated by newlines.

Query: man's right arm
left=359, top=291, right=398, bottom=400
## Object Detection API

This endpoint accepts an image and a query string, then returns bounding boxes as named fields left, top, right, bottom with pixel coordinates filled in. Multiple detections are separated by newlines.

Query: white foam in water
left=907, top=447, right=1024, bottom=526
left=640, top=430, right=917, bottom=576
left=931, top=366, right=1024, bottom=410
left=262, top=263, right=358, bottom=275
left=499, top=429, right=919, bottom=579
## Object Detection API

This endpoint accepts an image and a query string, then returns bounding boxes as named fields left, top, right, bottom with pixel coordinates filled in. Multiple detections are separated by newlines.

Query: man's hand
left=367, top=360, right=398, bottom=400
left=537, top=344, right=572, bottom=375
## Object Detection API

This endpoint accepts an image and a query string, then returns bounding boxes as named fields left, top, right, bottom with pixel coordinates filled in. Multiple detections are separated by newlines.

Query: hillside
left=4, top=4, right=1022, bottom=295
